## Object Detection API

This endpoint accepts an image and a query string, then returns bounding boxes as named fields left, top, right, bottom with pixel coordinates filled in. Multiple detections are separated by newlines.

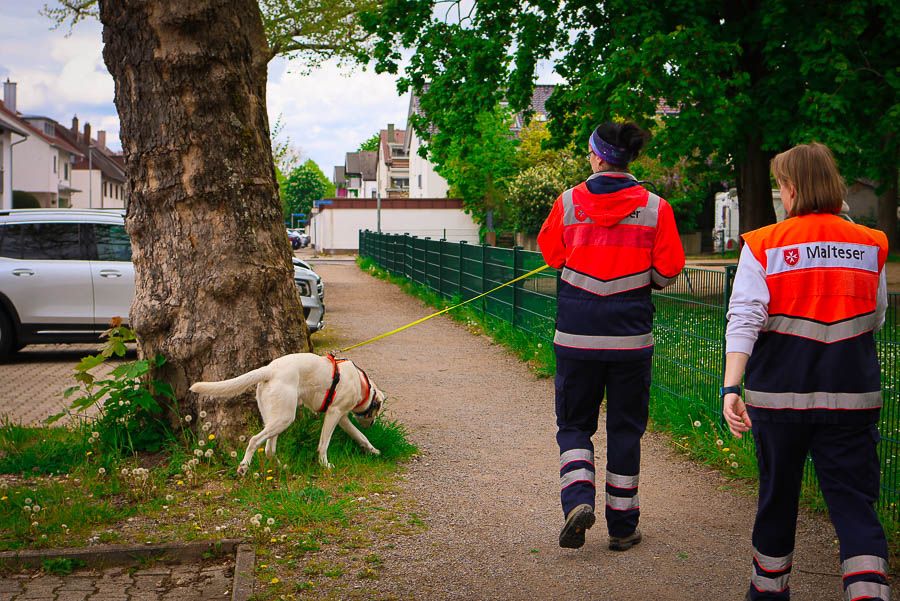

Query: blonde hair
left=771, top=142, right=845, bottom=217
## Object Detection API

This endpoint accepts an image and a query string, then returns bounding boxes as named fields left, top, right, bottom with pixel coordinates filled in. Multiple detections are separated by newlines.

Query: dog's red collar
left=319, top=355, right=375, bottom=414
left=319, top=354, right=344, bottom=413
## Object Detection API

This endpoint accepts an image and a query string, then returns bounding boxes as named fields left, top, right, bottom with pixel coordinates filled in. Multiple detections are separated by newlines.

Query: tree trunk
left=98, top=0, right=311, bottom=434
left=735, top=134, right=777, bottom=235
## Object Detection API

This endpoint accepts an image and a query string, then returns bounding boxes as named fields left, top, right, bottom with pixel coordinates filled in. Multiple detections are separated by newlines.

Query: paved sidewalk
left=0, top=560, right=234, bottom=601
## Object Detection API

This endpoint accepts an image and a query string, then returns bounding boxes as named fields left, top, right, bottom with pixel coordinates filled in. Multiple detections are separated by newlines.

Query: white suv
left=0, top=209, right=324, bottom=359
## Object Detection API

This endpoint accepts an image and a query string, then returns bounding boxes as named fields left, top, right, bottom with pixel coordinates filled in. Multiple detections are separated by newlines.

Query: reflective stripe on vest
left=751, top=571, right=790, bottom=593
left=754, top=548, right=793, bottom=572
left=763, top=313, right=877, bottom=343
left=560, top=448, right=594, bottom=469
left=745, top=390, right=882, bottom=411
left=554, top=331, right=654, bottom=350
left=651, top=268, right=678, bottom=288
left=845, top=581, right=891, bottom=601
left=562, top=187, right=660, bottom=228
left=605, top=492, right=639, bottom=511
left=560, top=468, right=595, bottom=490
left=561, top=267, right=651, bottom=296
left=842, top=555, right=888, bottom=578
left=606, top=471, right=639, bottom=490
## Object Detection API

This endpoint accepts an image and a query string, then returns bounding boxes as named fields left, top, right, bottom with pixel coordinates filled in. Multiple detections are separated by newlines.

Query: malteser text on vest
left=806, top=244, right=866, bottom=261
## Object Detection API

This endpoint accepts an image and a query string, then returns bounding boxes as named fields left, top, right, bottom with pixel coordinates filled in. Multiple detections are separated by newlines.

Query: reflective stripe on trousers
left=554, top=331, right=654, bottom=351
left=560, top=448, right=594, bottom=470
left=842, top=555, right=888, bottom=579
left=764, top=313, right=877, bottom=344
left=845, top=581, right=891, bottom=601
left=745, top=390, right=882, bottom=411
left=606, top=470, right=639, bottom=511
left=754, top=547, right=793, bottom=572
left=560, top=468, right=595, bottom=490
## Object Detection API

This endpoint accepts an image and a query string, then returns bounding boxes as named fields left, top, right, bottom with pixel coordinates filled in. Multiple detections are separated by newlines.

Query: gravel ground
left=312, top=259, right=892, bottom=601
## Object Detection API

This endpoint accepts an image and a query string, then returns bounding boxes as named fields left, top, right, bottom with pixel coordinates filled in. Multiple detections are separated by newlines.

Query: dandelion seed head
left=204, top=449, right=213, bottom=458
left=716, top=439, right=724, bottom=446
left=230, top=451, right=237, bottom=458
left=693, top=420, right=701, bottom=428
left=24, top=498, right=32, bottom=504
left=194, top=449, right=203, bottom=457
left=198, top=440, right=206, bottom=447
left=184, top=415, right=192, bottom=423
left=731, top=462, right=739, bottom=468
left=98, top=467, right=106, bottom=475
left=31, top=521, right=38, bottom=527
left=32, top=505, right=40, bottom=512
left=166, top=494, right=174, bottom=502
left=266, top=518, right=275, bottom=525
left=239, top=435, right=246, bottom=442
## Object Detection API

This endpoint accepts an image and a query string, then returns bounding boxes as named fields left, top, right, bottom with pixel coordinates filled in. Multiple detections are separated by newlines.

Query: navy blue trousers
left=555, top=356, right=650, bottom=537
left=748, top=422, right=890, bottom=601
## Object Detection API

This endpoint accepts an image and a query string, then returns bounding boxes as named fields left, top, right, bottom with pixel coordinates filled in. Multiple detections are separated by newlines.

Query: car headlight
left=294, top=279, right=312, bottom=297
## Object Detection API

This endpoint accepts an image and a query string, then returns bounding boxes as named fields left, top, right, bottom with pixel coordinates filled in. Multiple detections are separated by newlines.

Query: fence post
left=438, top=238, right=445, bottom=299
left=512, top=245, right=522, bottom=328
left=481, top=243, right=488, bottom=316
left=459, top=240, right=467, bottom=300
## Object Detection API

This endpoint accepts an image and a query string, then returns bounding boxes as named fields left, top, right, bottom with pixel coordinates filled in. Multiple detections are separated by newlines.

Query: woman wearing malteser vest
left=722, top=143, right=890, bottom=601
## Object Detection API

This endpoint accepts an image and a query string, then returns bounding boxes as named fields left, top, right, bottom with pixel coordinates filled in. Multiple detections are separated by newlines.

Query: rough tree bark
left=735, top=134, right=777, bottom=235
left=98, top=0, right=310, bottom=433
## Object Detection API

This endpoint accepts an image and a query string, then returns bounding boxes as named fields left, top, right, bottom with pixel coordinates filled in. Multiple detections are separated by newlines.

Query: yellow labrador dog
left=190, top=353, right=385, bottom=474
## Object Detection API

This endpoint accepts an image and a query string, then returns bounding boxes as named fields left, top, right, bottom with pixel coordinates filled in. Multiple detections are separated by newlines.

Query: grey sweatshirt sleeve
left=875, top=269, right=888, bottom=332
left=725, top=245, right=769, bottom=355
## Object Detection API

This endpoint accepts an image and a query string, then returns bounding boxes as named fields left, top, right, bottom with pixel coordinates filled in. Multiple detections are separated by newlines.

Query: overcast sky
left=0, top=0, right=412, bottom=176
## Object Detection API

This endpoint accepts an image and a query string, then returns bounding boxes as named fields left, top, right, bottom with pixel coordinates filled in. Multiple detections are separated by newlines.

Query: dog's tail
left=189, top=366, right=272, bottom=398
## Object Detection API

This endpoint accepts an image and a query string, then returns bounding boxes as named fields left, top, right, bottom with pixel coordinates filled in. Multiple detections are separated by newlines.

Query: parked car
left=286, top=229, right=302, bottom=250
left=292, top=258, right=324, bottom=302
left=0, top=209, right=325, bottom=359
left=298, top=232, right=311, bottom=248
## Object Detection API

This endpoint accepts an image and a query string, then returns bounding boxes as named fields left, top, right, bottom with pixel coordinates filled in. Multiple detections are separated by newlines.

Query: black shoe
left=559, top=504, right=595, bottom=549
left=608, top=528, right=642, bottom=551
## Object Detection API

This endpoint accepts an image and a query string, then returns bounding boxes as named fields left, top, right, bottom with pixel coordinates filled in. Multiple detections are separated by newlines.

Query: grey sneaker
left=608, top=528, right=642, bottom=551
left=559, top=504, right=595, bottom=549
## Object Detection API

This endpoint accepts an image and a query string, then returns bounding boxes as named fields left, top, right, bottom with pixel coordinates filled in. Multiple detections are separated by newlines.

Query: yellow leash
left=337, top=263, right=551, bottom=353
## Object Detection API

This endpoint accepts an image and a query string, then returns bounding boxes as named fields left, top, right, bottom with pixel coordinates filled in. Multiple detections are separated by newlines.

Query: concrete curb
left=0, top=539, right=253, bottom=598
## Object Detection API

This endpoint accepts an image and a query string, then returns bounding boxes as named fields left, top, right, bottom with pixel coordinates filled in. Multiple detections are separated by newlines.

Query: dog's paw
left=236, top=463, right=249, bottom=477
left=367, top=447, right=381, bottom=456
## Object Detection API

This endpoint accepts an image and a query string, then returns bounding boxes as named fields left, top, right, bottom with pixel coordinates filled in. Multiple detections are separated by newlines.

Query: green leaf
left=75, top=354, right=106, bottom=372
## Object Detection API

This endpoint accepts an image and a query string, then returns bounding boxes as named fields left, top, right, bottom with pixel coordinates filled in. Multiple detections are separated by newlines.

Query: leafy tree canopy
left=43, top=0, right=380, bottom=67
left=281, top=159, right=332, bottom=219
left=358, top=133, right=381, bottom=152
left=364, top=0, right=899, bottom=240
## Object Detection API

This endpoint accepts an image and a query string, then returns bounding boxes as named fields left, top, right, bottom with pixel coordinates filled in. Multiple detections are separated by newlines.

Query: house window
left=53, top=155, right=57, bottom=174
left=418, top=174, right=422, bottom=189
left=44, top=123, right=54, bottom=136
left=64, top=162, right=69, bottom=180
left=371, top=190, right=377, bottom=198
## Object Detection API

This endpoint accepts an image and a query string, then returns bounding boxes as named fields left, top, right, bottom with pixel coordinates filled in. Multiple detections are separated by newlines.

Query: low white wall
left=311, top=206, right=479, bottom=252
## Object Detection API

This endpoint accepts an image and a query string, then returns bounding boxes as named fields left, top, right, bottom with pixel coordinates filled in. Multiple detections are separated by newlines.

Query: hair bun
left=619, top=122, right=648, bottom=160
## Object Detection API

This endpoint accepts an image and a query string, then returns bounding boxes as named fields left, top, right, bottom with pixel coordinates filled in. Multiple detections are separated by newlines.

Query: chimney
left=71, top=115, right=79, bottom=135
left=387, top=123, right=394, bottom=140
left=83, top=122, right=92, bottom=146
left=97, top=130, right=106, bottom=149
left=3, top=79, right=16, bottom=112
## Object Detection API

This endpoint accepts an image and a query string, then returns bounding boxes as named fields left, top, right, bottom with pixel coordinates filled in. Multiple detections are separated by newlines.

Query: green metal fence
left=359, top=230, right=900, bottom=527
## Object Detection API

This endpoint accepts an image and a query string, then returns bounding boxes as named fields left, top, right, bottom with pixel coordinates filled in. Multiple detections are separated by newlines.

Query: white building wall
left=0, top=132, right=11, bottom=210
left=408, top=132, right=449, bottom=199
left=12, top=134, right=55, bottom=194
left=70, top=170, right=102, bottom=208
left=310, top=207, right=479, bottom=252
left=363, top=179, right=378, bottom=198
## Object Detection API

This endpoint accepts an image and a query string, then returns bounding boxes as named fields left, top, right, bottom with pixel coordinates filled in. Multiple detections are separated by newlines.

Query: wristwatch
left=720, top=385, right=742, bottom=398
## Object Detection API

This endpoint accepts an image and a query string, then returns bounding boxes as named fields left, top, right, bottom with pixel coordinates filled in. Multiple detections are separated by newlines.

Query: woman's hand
left=723, top=393, right=752, bottom=438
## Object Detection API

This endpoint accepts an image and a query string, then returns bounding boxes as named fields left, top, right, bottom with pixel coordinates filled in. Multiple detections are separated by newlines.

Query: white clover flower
left=194, top=449, right=203, bottom=457
left=230, top=451, right=237, bottom=458
left=184, top=415, right=193, bottom=423
left=266, top=518, right=275, bottom=525
left=199, top=410, right=207, bottom=418
left=198, top=440, right=206, bottom=447
left=98, top=467, right=106, bottom=475
left=204, top=449, right=213, bottom=458
left=693, top=420, right=702, bottom=428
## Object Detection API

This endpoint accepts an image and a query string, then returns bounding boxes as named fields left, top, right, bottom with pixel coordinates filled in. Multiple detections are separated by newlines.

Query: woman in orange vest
left=538, top=122, right=684, bottom=551
left=723, top=143, right=889, bottom=601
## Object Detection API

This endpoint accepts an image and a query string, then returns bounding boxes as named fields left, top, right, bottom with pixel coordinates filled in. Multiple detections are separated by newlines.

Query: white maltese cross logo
left=783, top=248, right=800, bottom=266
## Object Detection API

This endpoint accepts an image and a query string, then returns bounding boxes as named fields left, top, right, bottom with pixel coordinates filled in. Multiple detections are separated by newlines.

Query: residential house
left=376, top=125, right=409, bottom=198
left=0, top=81, right=29, bottom=210
left=338, top=151, right=377, bottom=198
left=57, top=117, right=127, bottom=209
left=2, top=81, right=83, bottom=209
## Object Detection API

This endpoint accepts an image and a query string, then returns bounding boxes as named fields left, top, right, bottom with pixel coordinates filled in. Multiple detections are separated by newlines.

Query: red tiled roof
left=0, top=103, right=84, bottom=157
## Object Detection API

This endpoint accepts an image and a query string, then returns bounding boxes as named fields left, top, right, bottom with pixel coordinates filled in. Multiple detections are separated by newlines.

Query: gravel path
left=312, top=260, right=881, bottom=601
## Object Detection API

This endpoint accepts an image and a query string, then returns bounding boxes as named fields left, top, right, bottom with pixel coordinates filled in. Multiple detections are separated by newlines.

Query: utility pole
left=87, top=146, right=93, bottom=209
left=376, top=189, right=382, bottom=233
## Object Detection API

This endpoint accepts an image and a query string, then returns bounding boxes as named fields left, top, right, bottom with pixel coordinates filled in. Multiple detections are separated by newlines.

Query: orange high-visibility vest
left=741, top=213, right=888, bottom=415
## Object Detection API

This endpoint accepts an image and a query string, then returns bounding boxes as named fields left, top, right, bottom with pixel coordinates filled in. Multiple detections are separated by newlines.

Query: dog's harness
left=319, top=354, right=378, bottom=415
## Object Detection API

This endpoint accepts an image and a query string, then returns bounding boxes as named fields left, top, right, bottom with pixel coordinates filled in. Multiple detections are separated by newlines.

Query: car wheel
left=0, top=311, right=15, bottom=362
